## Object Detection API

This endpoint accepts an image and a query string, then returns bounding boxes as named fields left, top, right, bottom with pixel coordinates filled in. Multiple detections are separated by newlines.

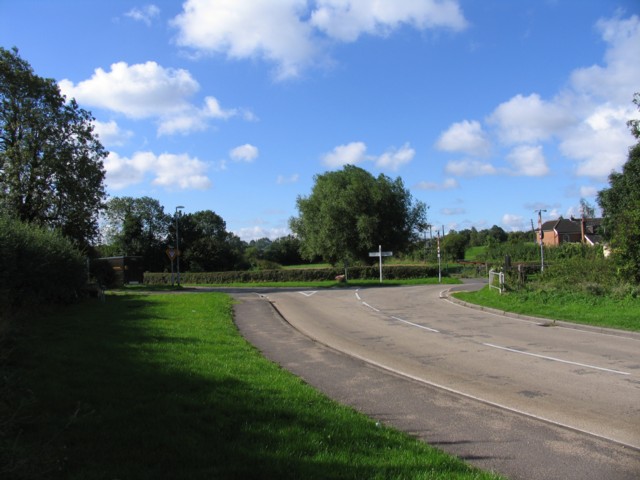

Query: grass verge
left=3, top=293, right=501, bottom=479
left=454, top=286, right=640, bottom=332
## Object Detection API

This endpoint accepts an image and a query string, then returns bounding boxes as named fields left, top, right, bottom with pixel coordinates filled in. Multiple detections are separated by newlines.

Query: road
left=231, top=284, right=640, bottom=479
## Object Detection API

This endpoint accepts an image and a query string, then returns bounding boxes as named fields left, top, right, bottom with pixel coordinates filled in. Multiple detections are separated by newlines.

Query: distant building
left=539, top=217, right=603, bottom=247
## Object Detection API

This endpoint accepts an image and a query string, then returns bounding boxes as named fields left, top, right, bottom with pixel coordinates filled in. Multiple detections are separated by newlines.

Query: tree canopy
left=290, top=165, right=427, bottom=265
left=597, top=93, right=640, bottom=283
left=0, top=47, right=106, bottom=247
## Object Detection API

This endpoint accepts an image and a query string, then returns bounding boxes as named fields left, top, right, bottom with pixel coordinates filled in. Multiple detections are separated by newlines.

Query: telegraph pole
left=535, top=209, right=547, bottom=272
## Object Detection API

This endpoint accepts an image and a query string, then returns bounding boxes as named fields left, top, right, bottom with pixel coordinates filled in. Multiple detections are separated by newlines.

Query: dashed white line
left=483, top=343, right=630, bottom=376
left=362, top=302, right=380, bottom=312
left=391, top=316, right=439, bottom=333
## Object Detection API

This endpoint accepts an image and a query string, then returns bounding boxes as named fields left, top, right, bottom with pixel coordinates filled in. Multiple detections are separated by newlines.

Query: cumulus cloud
left=172, top=0, right=468, bottom=79
left=59, top=62, right=249, bottom=136
left=414, top=178, right=459, bottom=190
left=445, top=159, right=497, bottom=177
left=235, top=225, right=291, bottom=242
left=436, top=120, right=490, bottom=156
left=375, top=143, right=415, bottom=171
left=505, top=145, right=549, bottom=176
left=92, top=120, right=133, bottom=147
left=310, top=0, right=467, bottom=42
left=104, top=151, right=212, bottom=190
left=438, top=14, right=640, bottom=181
left=321, top=141, right=367, bottom=167
left=230, top=144, right=259, bottom=162
left=277, top=173, right=300, bottom=184
left=488, top=93, right=574, bottom=145
left=502, top=213, right=525, bottom=231
left=125, top=4, right=160, bottom=26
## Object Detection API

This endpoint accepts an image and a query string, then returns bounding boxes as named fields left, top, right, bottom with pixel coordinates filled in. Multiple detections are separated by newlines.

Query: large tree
left=290, top=165, right=427, bottom=265
left=597, top=93, right=640, bottom=283
left=0, top=47, right=106, bottom=247
left=101, top=196, right=171, bottom=271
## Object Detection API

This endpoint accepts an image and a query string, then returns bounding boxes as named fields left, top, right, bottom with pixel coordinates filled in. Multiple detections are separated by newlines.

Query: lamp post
left=175, top=206, right=184, bottom=286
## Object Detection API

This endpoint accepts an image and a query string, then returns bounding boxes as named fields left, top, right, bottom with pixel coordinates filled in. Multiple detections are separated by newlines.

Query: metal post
left=536, top=209, right=547, bottom=273
left=175, top=206, right=184, bottom=286
left=379, top=244, right=383, bottom=283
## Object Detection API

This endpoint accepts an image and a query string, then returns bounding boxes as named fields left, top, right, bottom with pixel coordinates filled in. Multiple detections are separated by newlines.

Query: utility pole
left=534, top=209, right=547, bottom=272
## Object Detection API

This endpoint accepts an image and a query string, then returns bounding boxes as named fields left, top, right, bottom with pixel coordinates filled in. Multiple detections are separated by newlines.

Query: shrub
left=0, top=215, right=86, bottom=311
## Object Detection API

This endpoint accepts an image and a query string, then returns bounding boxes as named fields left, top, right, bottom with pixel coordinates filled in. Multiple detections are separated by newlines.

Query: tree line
left=2, top=45, right=640, bottom=291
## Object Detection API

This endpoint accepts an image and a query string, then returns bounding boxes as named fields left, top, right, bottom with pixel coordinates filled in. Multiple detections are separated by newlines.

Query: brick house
left=539, top=217, right=603, bottom=247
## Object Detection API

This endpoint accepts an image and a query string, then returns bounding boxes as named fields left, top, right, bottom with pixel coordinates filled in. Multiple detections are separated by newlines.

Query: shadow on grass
left=4, top=294, right=486, bottom=480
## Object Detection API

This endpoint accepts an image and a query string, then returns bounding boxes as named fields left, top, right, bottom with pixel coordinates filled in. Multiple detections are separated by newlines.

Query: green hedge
left=0, top=215, right=86, bottom=310
left=144, top=265, right=444, bottom=285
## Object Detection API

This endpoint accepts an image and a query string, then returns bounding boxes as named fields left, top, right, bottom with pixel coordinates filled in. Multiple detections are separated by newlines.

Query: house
left=539, top=217, right=603, bottom=247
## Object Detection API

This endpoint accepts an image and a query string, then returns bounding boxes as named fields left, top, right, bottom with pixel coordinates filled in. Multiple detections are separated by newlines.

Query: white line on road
left=391, top=316, right=439, bottom=333
left=298, top=291, right=318, bottom=297
left=362, top=302, right=380, bottom=312
left=483, top=343, right=631, bottom=376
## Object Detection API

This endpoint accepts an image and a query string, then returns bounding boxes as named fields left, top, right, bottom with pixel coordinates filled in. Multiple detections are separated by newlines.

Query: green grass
left=3, top=293, right=501, bottom=479
left=454, top=286, right=640, bottom=332
left=464, top=246, right=487, bottom=261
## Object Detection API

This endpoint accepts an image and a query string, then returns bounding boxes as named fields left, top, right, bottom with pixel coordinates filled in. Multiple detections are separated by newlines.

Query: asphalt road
left=230, top=285, right=640, bottom=480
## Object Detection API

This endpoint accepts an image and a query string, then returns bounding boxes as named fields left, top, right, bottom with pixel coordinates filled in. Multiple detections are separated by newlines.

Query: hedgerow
left=0, top=215, right=86, bottom=312
left=144, top=265, right=443, bottom=285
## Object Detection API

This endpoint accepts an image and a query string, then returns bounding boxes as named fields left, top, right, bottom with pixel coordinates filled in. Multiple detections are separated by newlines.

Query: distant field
left=464, top=246, right=487, bottom=261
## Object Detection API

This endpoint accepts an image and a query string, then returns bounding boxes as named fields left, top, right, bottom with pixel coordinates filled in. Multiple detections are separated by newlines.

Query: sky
left=1, top=0, right=639, bottom=242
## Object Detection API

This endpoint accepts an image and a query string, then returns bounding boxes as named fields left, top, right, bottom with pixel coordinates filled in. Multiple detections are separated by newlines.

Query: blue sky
left=2, top=0, right=639, bottom=241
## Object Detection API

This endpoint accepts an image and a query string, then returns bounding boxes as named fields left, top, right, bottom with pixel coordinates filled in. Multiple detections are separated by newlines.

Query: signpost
left=166, top=247, right=180, bottom=286
left=369, top=245, right=393, bottom=283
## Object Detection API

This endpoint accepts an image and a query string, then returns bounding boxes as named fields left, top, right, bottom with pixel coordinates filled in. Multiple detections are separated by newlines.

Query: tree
left=290, top=165, right=427, bottom=265
left=597, top=93, right=640, bottom=283
left=0, top=47, right=106, bottom=247
left=101, top=196, right=171, bottom=271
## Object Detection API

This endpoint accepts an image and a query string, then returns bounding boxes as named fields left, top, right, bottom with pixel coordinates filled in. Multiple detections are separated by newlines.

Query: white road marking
left=355, top=291, right=361, bottom=301
left=391, top=316, right=439, bottom=333
left=362, top=302, right=380, bottom=312
left=298, top=291, right=318, bottom=297
left=483, top=343, right=631, bottom=376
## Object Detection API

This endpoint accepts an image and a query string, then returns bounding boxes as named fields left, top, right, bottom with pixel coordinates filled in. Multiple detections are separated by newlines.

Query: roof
left=540, top=217, right=603, bottom=234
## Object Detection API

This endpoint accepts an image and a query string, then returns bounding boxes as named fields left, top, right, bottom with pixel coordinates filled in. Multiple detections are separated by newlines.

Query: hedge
left=144, top=264, right=445, bottom=285
left=0, top=215, right=86, bottom=311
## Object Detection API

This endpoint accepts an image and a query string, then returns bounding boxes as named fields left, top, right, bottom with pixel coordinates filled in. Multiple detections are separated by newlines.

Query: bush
left=0, top=215, right=86, bottom=311
left=144, top=264, right=444, bottom=285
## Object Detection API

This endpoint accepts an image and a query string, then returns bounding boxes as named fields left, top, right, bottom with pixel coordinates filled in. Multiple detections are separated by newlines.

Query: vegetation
left=1, top=293, right=501, bottom=479
left=0, top=214, right=86, bottom=316
left=0, top=47, right=106, bottom=248
left=597, top=92, right=640, bottom=282
left=290, top=165, right=427, bottom=265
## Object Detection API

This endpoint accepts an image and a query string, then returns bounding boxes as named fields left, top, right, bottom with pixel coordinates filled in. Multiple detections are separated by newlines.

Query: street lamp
left=175, top=206, right=184, bottom=286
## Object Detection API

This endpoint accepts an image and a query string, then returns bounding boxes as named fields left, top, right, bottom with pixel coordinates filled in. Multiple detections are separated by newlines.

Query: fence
left=488, top=269, right=505, bottom=294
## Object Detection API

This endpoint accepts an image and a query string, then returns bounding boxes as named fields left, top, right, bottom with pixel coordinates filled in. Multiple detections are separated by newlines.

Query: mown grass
left=454, top=286, right=640, bottom=332
left=2, top=293, right=501, bottom=479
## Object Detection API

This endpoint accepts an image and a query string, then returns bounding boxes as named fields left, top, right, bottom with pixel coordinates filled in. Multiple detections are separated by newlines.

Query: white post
left=378, top=244, right=383, bottom=283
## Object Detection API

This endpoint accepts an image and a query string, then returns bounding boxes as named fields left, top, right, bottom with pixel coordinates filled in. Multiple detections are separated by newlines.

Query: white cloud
left=441, top=207, right=465, bottom=215
left=172, top=0, right=317, bottom=80
left=445, top=159, right=497, bottom=177
left=321, top=141, right=367, bottom=167
left=172, top=0, right=467, bottom=79
left=488, top=93, right=574, bottom=145
left=125, top=5, right=160, bottom=26
left=230, top=144, right=259, bottom=162
left=502, top=213, right=525, bottom=231
left=104, top=151, right=212, bottom=190
left=92, top=120, right=133, bottom=147
left=375, top=143, right=415, bottom=171
left=59, top=61, right=199, bottom=118
left=579, top=185, right=599, bottom=198
left=436, top=120, right=490, bottom=156
left=59, top=62, right=248, bottom=136
left=414, top=178, right=459, bottom=190
left=310, top=0, right=467, bottom=42
left=235, top=225, right=291, bottom=242
left=277, top=173, right=300, bottom=184
left=505, top=145, right=549, bottom=176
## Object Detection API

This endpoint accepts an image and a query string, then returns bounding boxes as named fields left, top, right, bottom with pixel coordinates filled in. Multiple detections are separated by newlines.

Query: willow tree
left=290, top=165, right=427, bottom=265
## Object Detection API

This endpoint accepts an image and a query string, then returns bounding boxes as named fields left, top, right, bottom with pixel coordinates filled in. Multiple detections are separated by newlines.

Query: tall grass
left=2, top=293, right=501, bottom=479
